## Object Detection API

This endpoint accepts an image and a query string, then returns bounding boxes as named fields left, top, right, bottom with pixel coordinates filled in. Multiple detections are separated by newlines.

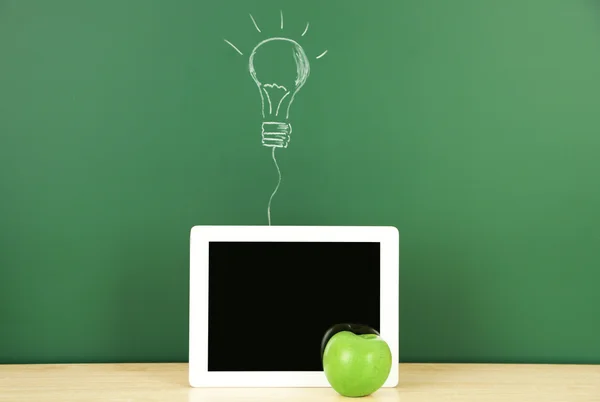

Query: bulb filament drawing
left=224, top=11, right=327, bottom=225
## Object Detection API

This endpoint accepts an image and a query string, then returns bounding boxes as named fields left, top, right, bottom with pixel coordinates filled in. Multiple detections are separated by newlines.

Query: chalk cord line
left=267, top=146, right=281, bottom=226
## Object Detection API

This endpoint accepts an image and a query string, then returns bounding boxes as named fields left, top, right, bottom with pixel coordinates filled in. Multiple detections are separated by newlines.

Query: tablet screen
left=207, top=241, right=381, bottom=372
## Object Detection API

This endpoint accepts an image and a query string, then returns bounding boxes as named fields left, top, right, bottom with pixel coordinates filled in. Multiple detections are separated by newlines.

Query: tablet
left=189, top=225, right=399, bottom=387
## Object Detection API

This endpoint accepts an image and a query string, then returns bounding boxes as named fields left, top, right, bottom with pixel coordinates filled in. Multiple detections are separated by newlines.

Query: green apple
left=322, top=325, right=392, bottom=397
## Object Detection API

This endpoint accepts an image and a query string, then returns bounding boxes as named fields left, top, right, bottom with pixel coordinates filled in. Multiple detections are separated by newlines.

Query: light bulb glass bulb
left=249, top=37, right=310, bottom=148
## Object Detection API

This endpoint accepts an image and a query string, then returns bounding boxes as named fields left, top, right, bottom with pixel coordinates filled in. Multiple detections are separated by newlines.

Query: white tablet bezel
left=189, top=225, right=399, bottom=387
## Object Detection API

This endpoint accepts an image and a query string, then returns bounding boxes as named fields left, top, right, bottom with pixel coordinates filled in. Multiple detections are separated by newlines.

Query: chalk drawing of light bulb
left=223, top=11, right=328, bottom=225
left=249, top=37, right=310, bottom=149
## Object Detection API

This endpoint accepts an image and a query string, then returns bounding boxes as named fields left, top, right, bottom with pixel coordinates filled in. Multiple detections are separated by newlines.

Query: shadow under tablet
left=207, top=241, right=381, bottom=372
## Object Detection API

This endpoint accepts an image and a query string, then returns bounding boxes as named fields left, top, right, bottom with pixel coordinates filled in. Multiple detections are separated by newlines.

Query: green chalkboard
left=1, top=0, right=600, bottom=364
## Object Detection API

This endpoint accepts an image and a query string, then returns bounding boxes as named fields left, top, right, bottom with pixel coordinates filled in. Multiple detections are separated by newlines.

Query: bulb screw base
left=262, top=122, right=292, bottom=148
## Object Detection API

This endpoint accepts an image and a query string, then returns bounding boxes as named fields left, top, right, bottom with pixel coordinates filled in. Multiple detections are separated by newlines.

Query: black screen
left=208, top=241, right=380, bottom=372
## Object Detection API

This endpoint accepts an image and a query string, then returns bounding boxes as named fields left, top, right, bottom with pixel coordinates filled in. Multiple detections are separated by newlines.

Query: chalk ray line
left=224, top=39, right=243, bottom=55
left=249, top=14, right=261, bottom=32
left=302, top=22, right=309, bottom=36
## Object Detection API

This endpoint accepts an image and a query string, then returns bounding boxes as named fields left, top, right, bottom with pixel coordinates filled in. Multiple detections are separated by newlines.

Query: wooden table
left=1, top=363, right=599, bottom=401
